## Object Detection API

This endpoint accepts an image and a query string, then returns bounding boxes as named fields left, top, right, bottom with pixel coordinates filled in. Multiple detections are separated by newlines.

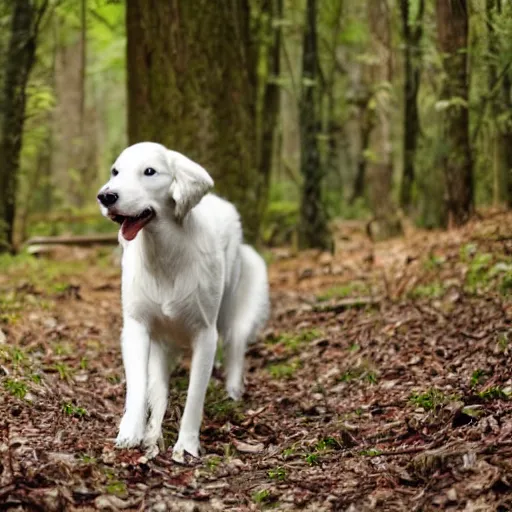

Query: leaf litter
left=1, top=212, right=512, bottom=510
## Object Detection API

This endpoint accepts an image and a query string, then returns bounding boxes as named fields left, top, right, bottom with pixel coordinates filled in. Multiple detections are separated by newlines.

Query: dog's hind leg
left=221, top=245, right=269, bottom=401
left=143, top=340, right=171, bottom=456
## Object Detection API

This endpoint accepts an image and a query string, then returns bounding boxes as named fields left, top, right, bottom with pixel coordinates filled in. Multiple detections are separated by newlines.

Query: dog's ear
left=167, top=150, right=214, bottom=220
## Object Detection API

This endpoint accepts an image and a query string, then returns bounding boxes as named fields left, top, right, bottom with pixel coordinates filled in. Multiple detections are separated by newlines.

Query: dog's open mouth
left=110, top=208, right=155, bottom=241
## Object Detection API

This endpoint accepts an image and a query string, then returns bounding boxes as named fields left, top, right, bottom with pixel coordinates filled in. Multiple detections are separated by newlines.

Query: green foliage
left=252, top=489, right=272, bottom=504
left=267, top=467, right=287, bottom=481
left=470, top=369, right=487, bottom=388
left=282, top=446, right=296, bottom=459
left=30, top=373, right=42, bottom=384
left=62, top=402, right=88, bottom=417
left=409, top=388, right=449, bottom=411
left=360, top=448, right=382, bottom=457
left=54, top=362, right=72, bottom=381
left=80, top=453, right=97, bottom=464
left=423, top=254, right=446, bottom=271
left=497, top=332, right=510, bottom=352
left=205, top=382, right=245, bottom=422
left=478, top=386, right=510, bottom=401
left=262, top=182, right=299, bottom=246
left=267, top=328, right=323, bottom=353
left=466, top=253, right=493, bottom=292
left=315, top=437, right=341, bottom=451
left=410, top=282, right=445, bottom=299
left=267, top=360, right=301, bottom=379
left=459, top=249, right=512, bottom=295
left=206, top=456, right=222, bottom=471
left=317, top=281, right=369, bottom=301
left=105, top=480, right=127, bottom=496
left=3, top=0, right=512, bottom=245
left=4, top=378, right=27, bottom=399
left=304, top=453, right=320, bottom=466
left=0, top=252, right=87, bottom=313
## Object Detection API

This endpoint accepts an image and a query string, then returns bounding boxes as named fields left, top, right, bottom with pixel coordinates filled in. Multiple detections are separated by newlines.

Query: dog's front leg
left=172, top=326, right=217, bottom=463
left=116, top=316, right=150, bottom=448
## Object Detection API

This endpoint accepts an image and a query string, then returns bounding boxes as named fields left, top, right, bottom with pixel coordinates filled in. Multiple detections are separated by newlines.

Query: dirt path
left=1, top=213, right=512, bottom=511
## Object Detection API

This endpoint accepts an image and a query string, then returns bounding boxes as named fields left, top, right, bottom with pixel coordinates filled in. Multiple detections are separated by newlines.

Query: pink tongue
left=121, top=218, right=146, bottom=241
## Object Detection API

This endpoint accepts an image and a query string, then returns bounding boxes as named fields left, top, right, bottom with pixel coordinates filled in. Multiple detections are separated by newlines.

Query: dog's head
left=97, top=142, right=214, bottom=241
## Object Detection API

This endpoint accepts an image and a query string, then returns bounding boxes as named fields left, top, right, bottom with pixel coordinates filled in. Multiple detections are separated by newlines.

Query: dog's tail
left=234, top=244, right=270, bottom=343
left=221, top=244, right=269, bottom=399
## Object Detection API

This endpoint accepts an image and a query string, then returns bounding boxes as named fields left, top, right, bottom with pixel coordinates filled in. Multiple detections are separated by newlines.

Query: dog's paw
left=226, top=381, right=244, bottom=401
left=115, top=433, right=143, bottom=449
left=171, top=437, right=200, bottom=465
left=143, top=444, right=160, bottom=460
left=143, top=426, right=165, bottom=455
left=115, top=416, right=144, bottom=449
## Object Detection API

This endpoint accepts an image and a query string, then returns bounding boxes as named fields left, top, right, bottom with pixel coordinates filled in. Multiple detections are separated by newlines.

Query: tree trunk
left=126, top=0, right=262, bottom=243
left=400, top=0, right=424, bottom=212
left=257, top=0, right=282, bottom=232
left=298, top=0, right=331, bottom=250
left=488, top=0, right=512, bottom=208
left=0, top=0, right=46, bottom=252
left=365, top=0, right=402, bottom=240
left=503, top=70, right=512, bottom=208
left=53, top=4, right=89, bottom=209
left=436, top=0, right=473, bottom=226
left=350, top=95, right=372, bottom=205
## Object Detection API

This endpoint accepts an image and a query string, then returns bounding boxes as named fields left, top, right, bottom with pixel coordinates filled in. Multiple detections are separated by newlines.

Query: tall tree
left=365, top=0, right=402, bottom=239
left=298, top=0, right=330, bottom=250
left=257, top=0, right=282, bottom=226
left=126, top=0, right=274, bottom=243
left=0, top=0, right=48, bottom=252
left=436, top=0, right=473, bottom=226
left=485, top=0, right=512, bottom=207
left=400, top=0, right=424, bottom=212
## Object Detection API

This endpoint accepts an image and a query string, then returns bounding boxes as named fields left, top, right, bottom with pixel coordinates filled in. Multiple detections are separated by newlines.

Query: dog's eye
left=111, top=168, right=119, bottom=177
left=144, top=168, right=157, bottom=176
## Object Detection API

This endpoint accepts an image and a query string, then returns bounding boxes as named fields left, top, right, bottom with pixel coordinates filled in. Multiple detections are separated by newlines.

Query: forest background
left=0, top=0, right=510, bottom=252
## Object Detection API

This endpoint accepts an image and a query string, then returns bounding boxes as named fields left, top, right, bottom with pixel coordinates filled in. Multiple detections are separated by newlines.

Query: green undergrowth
left=26, top=208, right=117, bottom=238
left=267, top=359, right=302, bottom=380
left=414, top=243, right=512, bottom=300
left=317, top=281, right=370, bottom=302
left=409, top=388, right=460, bottom=411
left=338, top=361, right=378, bottom=385
left=0, top=252, right=90, bottom=324
left=266, top=328, right=323, bottom=353
left=204, top=381, right=245, bottom=423
left=0, top=251, right=87, bottom=296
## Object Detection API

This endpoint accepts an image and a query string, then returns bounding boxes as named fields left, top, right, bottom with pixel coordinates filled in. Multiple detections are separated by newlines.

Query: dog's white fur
left=98, top=142, right=269, bottom=462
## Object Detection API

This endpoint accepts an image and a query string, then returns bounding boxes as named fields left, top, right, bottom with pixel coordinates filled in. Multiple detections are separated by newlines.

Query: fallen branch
left=24, top=233, right=118, bottom=248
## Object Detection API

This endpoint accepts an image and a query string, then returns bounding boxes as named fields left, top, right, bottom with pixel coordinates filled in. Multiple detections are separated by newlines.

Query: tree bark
left=0, top=0, right=46, bottom=252
left=436, top=0, right=473, bottom=226
left=400, top=0, right=424, bottom=212
left=365, top=0, right=402, bottom=240
left=487, top=0, right=512, bottom=208
left=503, top=67, right=512, bottom=208
left=126, top=0, right=263, bottom=243
left=53, top=1, right=90, bottom=209
left=298, top=0, right=331, bottom=250
left=350, top=95, right=372, bottom=205
left=257, top=0, right=282, bottom=231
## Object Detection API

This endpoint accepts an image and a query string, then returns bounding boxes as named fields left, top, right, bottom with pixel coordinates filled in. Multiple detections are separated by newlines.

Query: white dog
left=97, top=142, right=269, bottom=462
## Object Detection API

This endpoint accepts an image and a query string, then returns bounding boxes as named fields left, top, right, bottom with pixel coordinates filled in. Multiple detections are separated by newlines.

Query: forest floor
left=1, top=211, right=512, bottom=511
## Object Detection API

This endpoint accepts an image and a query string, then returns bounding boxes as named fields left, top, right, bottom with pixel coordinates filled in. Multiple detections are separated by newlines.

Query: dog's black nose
left=97, top=191, right=119, bottom=207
